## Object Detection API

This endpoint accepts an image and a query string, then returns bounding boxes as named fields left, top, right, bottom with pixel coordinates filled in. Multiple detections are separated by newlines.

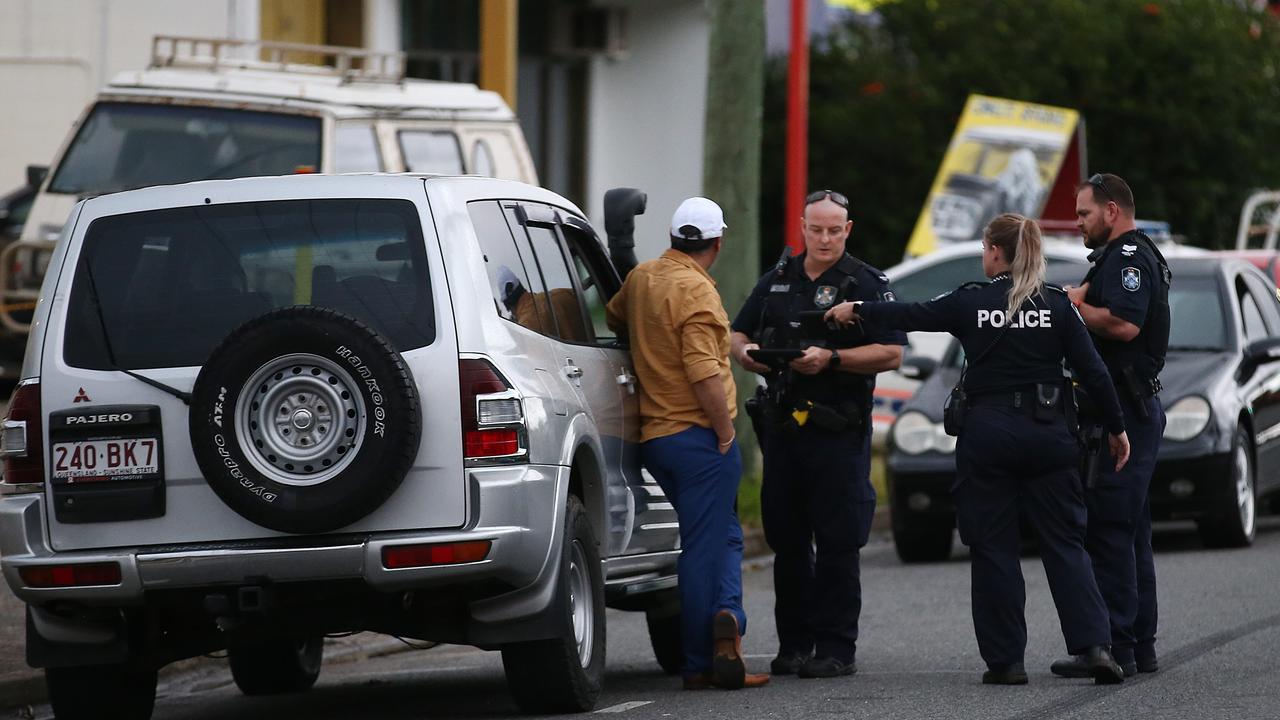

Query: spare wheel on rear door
left=189, top=307, right=421, bottom=534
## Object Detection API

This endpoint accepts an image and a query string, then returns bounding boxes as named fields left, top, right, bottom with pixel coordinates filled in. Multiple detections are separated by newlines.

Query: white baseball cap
left=670, top=197, right=727, bottom=241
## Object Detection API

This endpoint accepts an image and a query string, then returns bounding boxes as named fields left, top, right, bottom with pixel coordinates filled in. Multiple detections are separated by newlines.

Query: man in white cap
left=606, top=197, right=768, bottom=691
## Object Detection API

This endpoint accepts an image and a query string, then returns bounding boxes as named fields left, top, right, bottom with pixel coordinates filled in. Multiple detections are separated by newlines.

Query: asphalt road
left=10, top=519, right=1277, bottom=720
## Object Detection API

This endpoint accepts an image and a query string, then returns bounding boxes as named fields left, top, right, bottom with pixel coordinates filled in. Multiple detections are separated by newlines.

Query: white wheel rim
left=235, top=353, right=367, bottom=486
left=1235, top=442, right=1256, bottom=538
left=568, top=539, right=595, bottom=667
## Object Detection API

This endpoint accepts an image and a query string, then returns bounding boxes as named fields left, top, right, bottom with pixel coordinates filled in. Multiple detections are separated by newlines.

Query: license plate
left=52, top=439, right=159, bottom=480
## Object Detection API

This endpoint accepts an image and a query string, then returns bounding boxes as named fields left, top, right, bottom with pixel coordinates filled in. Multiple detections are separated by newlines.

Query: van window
left=334, top=124, right=382, bottom=172
left=399, top=130, right=464, bottom=174
left=471, top=139, right=495, bottom=177
left=49, top=102, right=321, bottom=195
left=64, top=199, right=434, bottom=370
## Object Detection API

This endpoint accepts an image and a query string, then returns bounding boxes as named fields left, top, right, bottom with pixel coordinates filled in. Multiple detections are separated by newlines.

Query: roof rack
left=1235, top=190, right=1280, bottom=250
left=150, top=35, right=406, bottom=83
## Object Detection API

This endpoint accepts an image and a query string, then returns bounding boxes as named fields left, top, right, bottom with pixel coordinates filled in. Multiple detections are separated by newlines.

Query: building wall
left=0, top=0, right=259, bottom=188
left=585, top=0, right=710, bottom=261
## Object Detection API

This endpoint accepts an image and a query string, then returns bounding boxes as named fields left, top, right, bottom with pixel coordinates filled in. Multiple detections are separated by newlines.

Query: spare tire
left=190, top=306, right=420, bottom=534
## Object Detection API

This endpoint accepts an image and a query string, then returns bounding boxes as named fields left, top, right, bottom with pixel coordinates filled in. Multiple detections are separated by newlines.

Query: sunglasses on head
left=805, top=190, right=849, bottom=209
left=1087, top=173, right=1115, bottom=203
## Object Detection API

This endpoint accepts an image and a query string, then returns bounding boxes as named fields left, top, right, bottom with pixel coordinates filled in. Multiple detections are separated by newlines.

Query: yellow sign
left=906, top=94, right=1079, bottom=256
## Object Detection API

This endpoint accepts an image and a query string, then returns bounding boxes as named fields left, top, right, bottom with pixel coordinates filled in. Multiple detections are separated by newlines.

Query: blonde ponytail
left=984, top=213, right=1046, bottom=318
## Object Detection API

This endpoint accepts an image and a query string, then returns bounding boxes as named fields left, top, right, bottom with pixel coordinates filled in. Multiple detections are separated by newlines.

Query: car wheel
left=501, top=495, right=605, bottom=713
left=189, top=307, right=421, bottom=534
left=46, top=662, right=157, bottom=720
left=1197, top=426, right=1257, bottom=548
left=892, top=521, right=954, bottom=563
left=228, top=635, right=324, bottom=695
left=645, top=609, right=683, bottom=675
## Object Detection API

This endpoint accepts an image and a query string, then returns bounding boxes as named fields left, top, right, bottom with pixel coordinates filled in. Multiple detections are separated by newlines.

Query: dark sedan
left=887, top=257, right=1280, bottom=562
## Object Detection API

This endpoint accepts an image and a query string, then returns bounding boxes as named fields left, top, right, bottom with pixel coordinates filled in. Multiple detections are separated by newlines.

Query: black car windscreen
left=48, top=103, right=322, bottom=196
left=1167, top=279, right=1227, bottom=351
left=65, top=199, right=435, bottom=370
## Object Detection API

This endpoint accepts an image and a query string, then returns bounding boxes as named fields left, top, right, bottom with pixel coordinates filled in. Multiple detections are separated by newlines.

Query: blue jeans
left=643, top=425, right=746, bottom=676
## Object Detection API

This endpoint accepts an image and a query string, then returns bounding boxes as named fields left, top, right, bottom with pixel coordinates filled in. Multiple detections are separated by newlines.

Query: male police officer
left=730, top=190, right=905, bottom=678
left=1054, top=174, right=1169, bottom=678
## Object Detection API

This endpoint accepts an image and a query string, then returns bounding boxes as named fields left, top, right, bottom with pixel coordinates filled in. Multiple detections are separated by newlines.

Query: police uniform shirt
left=732, top=252, right=907, bottom=403
left=858, top=276, right=1126, bottom=435
left=1082, top=230, right=1169, bottom=383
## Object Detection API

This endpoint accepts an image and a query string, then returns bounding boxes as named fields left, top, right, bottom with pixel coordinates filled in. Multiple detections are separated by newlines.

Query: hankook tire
left=190, top=306, right=420, bottom=534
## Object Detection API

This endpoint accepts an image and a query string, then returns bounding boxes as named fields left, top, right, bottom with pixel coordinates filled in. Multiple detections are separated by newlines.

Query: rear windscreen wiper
left=82, top=257, right=192, bottom=405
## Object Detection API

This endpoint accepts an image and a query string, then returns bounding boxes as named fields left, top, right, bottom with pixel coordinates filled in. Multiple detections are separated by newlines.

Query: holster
left=1033, top=382, right=1061, bottom=423
left=1121, top=366, right=1152, bottom=423
left=942, top=384, right=967, bottom=436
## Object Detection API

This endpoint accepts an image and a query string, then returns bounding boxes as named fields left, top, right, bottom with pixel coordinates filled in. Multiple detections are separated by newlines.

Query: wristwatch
left=828, top=348, right=841, bottom=370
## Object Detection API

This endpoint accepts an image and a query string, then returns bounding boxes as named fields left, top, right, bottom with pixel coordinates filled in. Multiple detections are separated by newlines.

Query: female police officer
left=826, top=214, right=1130, bottom=685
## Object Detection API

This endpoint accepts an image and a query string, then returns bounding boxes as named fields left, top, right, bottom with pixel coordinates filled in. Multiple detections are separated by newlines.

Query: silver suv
left=0, top=174, right=680, bottom=718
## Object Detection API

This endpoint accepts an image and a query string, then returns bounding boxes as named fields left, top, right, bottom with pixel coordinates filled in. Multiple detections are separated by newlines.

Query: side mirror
left=1246, top=337, right=1280, bottom=361
left=899, top=355, right=938, bottom=382
left=26, top=165, right=48, bottom=189
left=604, top=187, right=645, bottom=280
left=1243, top=337, right=1280, bottom=376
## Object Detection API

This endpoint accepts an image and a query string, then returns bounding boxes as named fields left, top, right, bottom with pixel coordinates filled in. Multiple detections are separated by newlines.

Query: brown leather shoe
left=712, top=610, right=747, bottom=689
left=683, top=671, right=770, bottom=690
left=683, top=673, right=715, bottom=691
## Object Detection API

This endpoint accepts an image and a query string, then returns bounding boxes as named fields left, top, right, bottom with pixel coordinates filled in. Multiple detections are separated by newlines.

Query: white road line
left=595, top=700, right=654, bottom=713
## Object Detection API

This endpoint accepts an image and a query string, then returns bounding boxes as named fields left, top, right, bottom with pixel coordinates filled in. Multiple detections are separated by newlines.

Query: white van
left=0, top=35, right=537, bottom=341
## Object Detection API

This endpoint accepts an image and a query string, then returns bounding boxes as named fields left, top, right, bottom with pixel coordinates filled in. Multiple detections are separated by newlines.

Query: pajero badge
left=1122, top=267, right=1141, bottom=292
left=814, top=285, right=838, bottom=308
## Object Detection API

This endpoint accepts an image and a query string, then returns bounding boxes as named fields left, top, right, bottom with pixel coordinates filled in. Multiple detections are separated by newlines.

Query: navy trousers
left=760, top=425, right=875, bottom=664
left=1086, top=395, right=1164, bottom=666
left=954, top=407, right=1112, bottom=668
left=642, top=425, right=746, bottom=676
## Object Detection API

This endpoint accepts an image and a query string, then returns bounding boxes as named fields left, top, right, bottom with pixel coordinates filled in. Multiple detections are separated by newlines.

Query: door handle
left=616, top=371, right=636, bottom=394
left=565, top=365, right=584, bottom=379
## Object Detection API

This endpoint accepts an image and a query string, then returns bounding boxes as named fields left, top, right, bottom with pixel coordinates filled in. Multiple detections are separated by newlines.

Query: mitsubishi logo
left=72, top=387, right=91, bottom=404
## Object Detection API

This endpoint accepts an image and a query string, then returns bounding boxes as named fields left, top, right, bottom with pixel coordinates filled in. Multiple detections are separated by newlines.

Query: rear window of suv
left=64, top=198, right=434, bottom=370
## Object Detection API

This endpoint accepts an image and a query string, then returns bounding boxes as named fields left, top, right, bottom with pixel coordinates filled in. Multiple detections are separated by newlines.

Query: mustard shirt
left=606, top=249, right=737, bottom=442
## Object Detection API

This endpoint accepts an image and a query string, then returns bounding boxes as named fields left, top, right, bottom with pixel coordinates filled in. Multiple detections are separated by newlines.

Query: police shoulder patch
left=1121, top=267, right=1141, bottom=292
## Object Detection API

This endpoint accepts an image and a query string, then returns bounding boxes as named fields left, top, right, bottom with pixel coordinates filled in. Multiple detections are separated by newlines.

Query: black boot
left=1049, top=655, right=1090, bottom=678
left=1082, top=646, right=1125, bottom=685
left=982, top=663, right=1028, bottom=685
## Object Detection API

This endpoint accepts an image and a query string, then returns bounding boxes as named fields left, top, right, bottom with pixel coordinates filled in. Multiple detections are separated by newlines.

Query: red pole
left=785, top=0, right=809, bottom=254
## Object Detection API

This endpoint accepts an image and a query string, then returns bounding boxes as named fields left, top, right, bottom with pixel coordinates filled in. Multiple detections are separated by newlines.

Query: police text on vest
left=976, top=309, right=1052, bottom=328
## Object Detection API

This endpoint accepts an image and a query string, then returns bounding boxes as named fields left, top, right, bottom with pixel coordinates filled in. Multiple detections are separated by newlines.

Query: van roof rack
left=150, top=35, right=406, bottom=84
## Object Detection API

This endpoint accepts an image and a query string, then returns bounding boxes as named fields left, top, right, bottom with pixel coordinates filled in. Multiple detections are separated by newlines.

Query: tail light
left=1, top=379, right=44, bottom=491
left=20, top=562, right=121, bottom=588
left=382, top=540, right=491, bottom=569
left=459, top=358, right=525, bottom=462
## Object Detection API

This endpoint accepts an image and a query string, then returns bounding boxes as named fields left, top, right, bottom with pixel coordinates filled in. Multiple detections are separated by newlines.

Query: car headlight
left=892, top=411, right=956, bottom=454
left=1164, top=395, right=1210, bottom=441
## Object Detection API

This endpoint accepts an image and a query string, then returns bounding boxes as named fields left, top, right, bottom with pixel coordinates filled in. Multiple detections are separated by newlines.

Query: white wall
left=0, top=0, right=259, bottom=188
left=586, top=0, right=711, bottom=261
